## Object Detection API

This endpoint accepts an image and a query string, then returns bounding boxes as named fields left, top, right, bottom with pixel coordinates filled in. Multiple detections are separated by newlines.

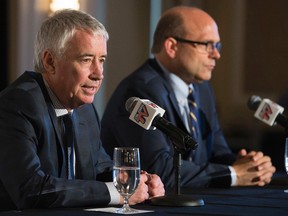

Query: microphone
left=247, top=95, right=288, bottom=128
left=125, top=97, right=198, bottom=151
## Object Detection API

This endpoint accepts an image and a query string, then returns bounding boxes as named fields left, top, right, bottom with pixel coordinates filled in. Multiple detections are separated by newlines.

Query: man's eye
left=100, top=58, right=106, bottom=63
left=82, top=58, right=93, bottom=63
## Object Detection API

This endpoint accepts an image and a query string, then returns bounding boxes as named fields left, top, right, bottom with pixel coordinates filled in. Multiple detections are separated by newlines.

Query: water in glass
left=113, top=147, right=140, bottom=213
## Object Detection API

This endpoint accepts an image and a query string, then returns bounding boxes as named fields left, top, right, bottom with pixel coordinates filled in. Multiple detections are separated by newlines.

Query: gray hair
left=34, top=9, right=109, bottom=73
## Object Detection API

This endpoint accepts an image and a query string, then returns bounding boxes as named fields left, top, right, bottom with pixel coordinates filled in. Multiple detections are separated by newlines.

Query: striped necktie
left=187, top=87, right=198, bottom=141
left=62, top=113, right=75, bottom=179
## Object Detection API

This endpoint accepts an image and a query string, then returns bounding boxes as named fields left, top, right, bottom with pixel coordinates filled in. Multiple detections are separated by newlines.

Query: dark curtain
left=0, top=0, right=8, bottom=91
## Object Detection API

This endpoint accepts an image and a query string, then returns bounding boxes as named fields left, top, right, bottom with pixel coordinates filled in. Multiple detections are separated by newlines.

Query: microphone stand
left=151, top=144, right=204, bottom=206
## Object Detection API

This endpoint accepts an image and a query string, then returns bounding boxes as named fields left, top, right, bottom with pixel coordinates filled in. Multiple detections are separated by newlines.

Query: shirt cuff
left=105, top=182, right=120, bottom=205
left=228, top=166, right=237, bottom=186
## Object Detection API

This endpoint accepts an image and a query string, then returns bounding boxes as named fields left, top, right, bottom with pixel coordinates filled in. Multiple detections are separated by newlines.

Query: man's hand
left=232, top=149, right=276, bottom=186
left=127, top=171, right=165, bottom=205
left=141, top=171, right=165, bottom=198
left=127, top=175, right=149, bottom=205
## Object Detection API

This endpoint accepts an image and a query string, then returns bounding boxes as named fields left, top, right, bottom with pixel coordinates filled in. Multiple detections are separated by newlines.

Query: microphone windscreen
left=247, top=95, right=262, bottom=111
left=125, top=97, right=140, bottom=113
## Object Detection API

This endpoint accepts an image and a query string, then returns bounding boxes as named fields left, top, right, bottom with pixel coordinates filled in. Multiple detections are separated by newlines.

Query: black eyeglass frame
left=172, top=36, right=222, bottom=53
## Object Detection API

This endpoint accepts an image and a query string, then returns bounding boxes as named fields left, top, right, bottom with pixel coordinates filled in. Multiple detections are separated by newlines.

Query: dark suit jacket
left=101, top=59, right=236, bottom=189
left=0, top=71, right=113, bottom=210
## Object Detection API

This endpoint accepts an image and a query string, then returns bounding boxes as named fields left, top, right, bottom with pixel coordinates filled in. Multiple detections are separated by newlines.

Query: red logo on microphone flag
left=148, top=102, right=158, bottom=109
left=259, top=103, right=272, bottom=120
left=134, top=104, right=149, bottom=124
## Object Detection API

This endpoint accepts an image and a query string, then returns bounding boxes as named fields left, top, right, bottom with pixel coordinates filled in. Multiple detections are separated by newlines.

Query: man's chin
left=77, top=96, right=95, bottom=107
left=198, top=74, right=212, bottom=82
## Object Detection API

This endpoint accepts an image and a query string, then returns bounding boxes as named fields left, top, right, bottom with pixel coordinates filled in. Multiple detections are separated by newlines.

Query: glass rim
left=114, top=147, right=139, bottom=150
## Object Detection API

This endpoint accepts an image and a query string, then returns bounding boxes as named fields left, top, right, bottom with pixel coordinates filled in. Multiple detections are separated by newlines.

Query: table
left=1, top=174, right=288, bottom=216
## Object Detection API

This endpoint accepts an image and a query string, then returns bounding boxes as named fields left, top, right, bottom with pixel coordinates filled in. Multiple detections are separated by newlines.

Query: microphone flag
left=254, top=98, right=284, bottom=126
left=129, top=99, right=165, bottom=130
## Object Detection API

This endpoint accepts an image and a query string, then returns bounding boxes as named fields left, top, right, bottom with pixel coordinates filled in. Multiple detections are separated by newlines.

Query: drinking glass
left=113, top=147, right=141, bottom=214
left=285, top=139, right=288, bottom=193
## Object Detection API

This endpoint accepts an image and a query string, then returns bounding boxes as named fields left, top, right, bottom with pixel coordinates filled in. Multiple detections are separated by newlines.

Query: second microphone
left=125, top=97, right=198, bottom=152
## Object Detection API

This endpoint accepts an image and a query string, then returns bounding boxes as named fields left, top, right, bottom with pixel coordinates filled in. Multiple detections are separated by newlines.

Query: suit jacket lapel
left=73, top=109, right=96, bottom=179
left=47, top=103, right=67, bottom=178
left=150, top=59, right=189, bottom=133
left=33, top=72, right=67, bottom=177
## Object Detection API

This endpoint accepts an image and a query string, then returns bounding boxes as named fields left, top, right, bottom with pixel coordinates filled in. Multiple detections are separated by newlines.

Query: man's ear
left=42, top=50, right=56, bottom=73
left=164, top=37, right=178, bottom=59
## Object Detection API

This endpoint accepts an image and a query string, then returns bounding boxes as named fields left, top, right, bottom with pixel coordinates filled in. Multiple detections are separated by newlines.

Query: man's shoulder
left=123, top=59, right=166, bottom=86
left=0, top=71, right=44, bottom=101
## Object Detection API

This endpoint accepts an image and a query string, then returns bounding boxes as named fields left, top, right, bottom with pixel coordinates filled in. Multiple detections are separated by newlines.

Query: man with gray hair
left=0, top=9, right=164, bottom=210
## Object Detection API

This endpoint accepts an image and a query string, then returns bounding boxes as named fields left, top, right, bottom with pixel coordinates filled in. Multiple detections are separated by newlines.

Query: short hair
left=34, top=9, right=109, bottom=73
left=151, top=12, right=185, bottom=54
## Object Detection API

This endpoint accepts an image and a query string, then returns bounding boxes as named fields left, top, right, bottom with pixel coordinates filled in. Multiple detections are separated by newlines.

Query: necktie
left=188, top=87, right=198, bottom=141
left=187, top=87, right=198, bottom=161
left=62, top=113, right=75, bottom=179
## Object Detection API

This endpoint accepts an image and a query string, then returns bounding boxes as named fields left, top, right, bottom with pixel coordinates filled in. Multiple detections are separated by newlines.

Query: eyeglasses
left=173, top=37, right=222, bottom=54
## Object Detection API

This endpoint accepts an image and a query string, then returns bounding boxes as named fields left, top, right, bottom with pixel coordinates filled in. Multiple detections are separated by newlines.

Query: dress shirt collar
left=155, top=58, right=192, bottom=104
left=43, top=78, right=72, bottom=117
